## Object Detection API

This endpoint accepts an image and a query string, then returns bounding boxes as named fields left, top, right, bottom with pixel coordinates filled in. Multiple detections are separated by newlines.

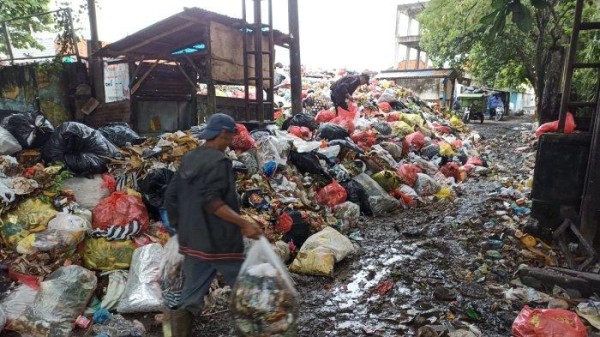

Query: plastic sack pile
left=0, top=78, right=499, bottom=335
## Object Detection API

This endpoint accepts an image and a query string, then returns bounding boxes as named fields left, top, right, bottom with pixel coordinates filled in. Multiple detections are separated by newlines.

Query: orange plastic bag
left=378, top=102, right=392, bottom=113
left=331, top=117, right=355, bottom=134
left=512, top=306, right=587, bottom=337
left=351, top=130, right=378, bottom=148
left=440, top=162, right=464, bottom=182
left=316, top=180, right=347, bottom=208
left=405, top=132, right=426, bottom=151
left=396, top=164, right=422, bottom=187
left=232, top=124, right=256, bottom=152
left=288, top=126, right=313, bottom=140
left=92, top=192, right=150, bottom=231
left=386, top=111, right=401, bottom=122
left=337, top=107, right=357, bottom=121
left=315, top=110, right=336, bottom=123
left=535, top=112, right=576, bottom=137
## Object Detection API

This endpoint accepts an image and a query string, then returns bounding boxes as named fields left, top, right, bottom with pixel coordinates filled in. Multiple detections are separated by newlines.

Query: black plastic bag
left=98, top=122, right=145, bottom=147
left=137, top=168, right=174, bottom=218
left=1, top=112, right=54, bottom=148
left=327, top=139, right=364, bottom=155
left=421, top=144, right=440, bottom=159
left=282, top=112, right=319, bottom=131
left=317, top=123, right=349, bottom=141
left=372, top=121, right=393, bottom=136
left=283, top=211, right=312, bottom=248
left=190, top=124, right=206, bottom=139
left=42, top=122, right=119, bottom=175
left=289, top=150, right=331, bottom=179
left=340, top=180, right=373, bottom=216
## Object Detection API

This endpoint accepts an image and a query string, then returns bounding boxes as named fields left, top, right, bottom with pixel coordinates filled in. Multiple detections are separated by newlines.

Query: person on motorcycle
left=487, top=94, right=503, bottom=119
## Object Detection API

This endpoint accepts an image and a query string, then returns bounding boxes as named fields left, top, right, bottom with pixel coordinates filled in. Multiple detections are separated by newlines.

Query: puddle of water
left=330, top=267, right=390, bottom=309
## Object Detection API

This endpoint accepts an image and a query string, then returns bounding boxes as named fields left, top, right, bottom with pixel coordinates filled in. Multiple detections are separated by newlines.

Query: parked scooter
left=462, top=105, right=484, bottom=124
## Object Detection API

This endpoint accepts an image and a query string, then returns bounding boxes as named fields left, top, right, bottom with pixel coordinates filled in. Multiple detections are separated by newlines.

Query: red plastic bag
left=535, top=112, right=576, bottom=137
left=276, top=213, right=293, bottom=233
left=231, top=124, right=256, bottom=152
left=288, top=126, right=313, bottom=140
left=331, top=116, right=355, bottom=134
left=386, top=111, right=401, bottom=122
left=92, top=192, right=150, bottom=231
left=405, top=132, right=426, bottom=151
left=378, top=102, right=392, bottom=113
left=338, top=107, right=357, bottom=121
left=466, top=157, right=484, bottom=167
left=396, top=164, right=422, bottom=187
left=512, top=306, right=587, bottom=337
left=315, top=110, right=336, bottom=123
left=316, top=180, right=347, bottom=208
left=101, top=174, right=116, bottom=193
left=433, top=123, right=452, bottom=134
left=440, top=162, right=464, bottom=182
left=351, top=130, right=378, bottom=148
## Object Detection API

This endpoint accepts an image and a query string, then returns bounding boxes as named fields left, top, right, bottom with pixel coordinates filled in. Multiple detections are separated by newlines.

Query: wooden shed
left=95, top=7, right=291, bottom=133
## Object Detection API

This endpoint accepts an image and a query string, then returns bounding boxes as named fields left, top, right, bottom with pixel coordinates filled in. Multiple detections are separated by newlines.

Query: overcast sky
left=54, top=0, right=419, bottom=71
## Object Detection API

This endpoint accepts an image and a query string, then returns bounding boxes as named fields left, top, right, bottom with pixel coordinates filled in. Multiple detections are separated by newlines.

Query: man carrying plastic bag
left=163, top=113, right=262, bottom=337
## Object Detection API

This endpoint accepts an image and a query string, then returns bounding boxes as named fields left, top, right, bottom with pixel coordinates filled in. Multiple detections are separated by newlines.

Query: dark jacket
left=330, top=75, right=361, bottom=103
left=163, top=146, right=244, bottom=261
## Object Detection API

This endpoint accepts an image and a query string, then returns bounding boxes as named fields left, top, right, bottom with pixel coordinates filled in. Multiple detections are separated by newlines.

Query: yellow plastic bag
left=391, top=121, right=414, bottom=138
left=371, top=170, right=402, bottom=192
left=83, top=237, right=136, bottom=271
left=439, top=142, right=455, bottom=157
left=401, top=113, right=423, bottom=127
left=1, top=199, right=57, bottom=233
left=0, top=220, right=30, bottom=250
left=434, top=186, right=454, bottom=201
left=449, top=116, right=465, bottom=131
left=16, top=229, right=85, bottom=255
left=289, top=251, right=336, bottom=277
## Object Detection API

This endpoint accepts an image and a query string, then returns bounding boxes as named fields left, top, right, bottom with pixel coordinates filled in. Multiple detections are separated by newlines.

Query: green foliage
left=0, top=0, right=52, bottom=54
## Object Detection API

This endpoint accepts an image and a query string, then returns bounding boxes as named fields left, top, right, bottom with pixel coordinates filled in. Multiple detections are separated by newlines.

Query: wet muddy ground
left=186, top=115, right=539, bottom=337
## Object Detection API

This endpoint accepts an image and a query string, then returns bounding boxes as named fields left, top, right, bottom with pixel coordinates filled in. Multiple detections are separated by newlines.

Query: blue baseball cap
left=197, top=113, right=237, bottom=140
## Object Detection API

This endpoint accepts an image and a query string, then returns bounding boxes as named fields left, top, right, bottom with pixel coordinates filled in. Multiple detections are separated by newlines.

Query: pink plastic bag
left=405, top=132, right=425, bottom=151
left=316, top=180, right=347, bottom=208
left=315, top=110, right=336, bottom=123
left=512, top=306, right=587, bottom=337
left=535, top=113, right=576, bottom=137
left=378, top=102, right=392, bottom=113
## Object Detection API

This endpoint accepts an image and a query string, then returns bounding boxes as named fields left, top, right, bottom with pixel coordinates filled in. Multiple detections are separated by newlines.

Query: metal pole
left=253, top=0, right=264, bottom=123
left=87, top=0, right=103, bottom=100
left=66, top=8, right=80, bottom=62
left=2, top=22, right=15, bottom=65
left=87, top=0, right=100, bottom=54
left=288, top=0, right=302, bottom=115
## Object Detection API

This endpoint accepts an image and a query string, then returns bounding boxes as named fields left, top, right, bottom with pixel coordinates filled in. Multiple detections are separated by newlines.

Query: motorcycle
left=494, top=106, right=504, bottom=121
left=462, top=106, right=484, bottom=124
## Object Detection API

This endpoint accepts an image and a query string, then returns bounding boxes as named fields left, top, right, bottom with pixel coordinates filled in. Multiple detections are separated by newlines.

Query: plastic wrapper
left=62, top=175, right=113, bottom=210
left=334, top=201, right=360, bottom=232
left=83, top=237, right=136, bottom=271
left=371, top=170, right=402, bottom=192
left=317, top=123, right=349, bottom=141
left=16, top=229, right=85, bottom=255
left=0, top=198, right=57, bottom=236
left=340, top=180, right=373, bottom=216
left=0, top=180, right=16, bottom=205
left=316, top=179, right=347, bottom=207
left=1, top=284, right=38, bottom=328
left=98, top=122, right=145, bottom=147
left=535, top=112, right=576, bottom=137
left=414, top=173, right=441, bottom=197
left=289, top=227, right=353, bottom=277
left=41, top=121, right=119, bottom=175
left=92, top=192, right=149, bottom=232
left=47, top=213, right=91, bottom=232
left=231, top=237, right=299, bottom=336
left=238, top=149, right=260, bottom=175
left=117, top=243, right=164, bottom=313
left=352, top=173, right=401, bottom=216
left=12, top=265, right=97, bottom=337
left=391, top=121, right=414, bottom=138
left=159, top=235, right=185, bottom=309
left=0, top=126, right=22, bottom=155
left=512, top=306, right=586, bottom=337
left=101, top=270, right=128, bottom=311
left=1, top=112, right=54, bottom=149
left=232, top=123, right=257, bottom=152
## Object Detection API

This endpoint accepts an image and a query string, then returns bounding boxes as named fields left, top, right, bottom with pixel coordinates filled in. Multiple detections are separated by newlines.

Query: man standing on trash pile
left=330, top=72, right=369, bottom=113
left=163, top=113, right=262, bottom=337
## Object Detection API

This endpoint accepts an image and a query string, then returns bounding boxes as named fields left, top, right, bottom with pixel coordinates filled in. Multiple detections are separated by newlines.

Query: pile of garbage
left=0, top=78, right=491, bottom=335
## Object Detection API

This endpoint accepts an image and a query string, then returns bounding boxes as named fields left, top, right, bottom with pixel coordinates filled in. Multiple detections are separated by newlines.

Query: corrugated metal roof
left=95, top=7, right=290, bottom=61
left=376, top=68, right=456, bottom=79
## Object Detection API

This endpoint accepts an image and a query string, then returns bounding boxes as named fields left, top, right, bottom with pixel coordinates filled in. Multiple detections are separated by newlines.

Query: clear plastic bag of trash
left=91, top=314, right=147, bottom=337
left=353, top=173, right=401, bottom=216
left=47, top=213, right=91, bottom=232
left=334, top=201, right=361, bottom=232
left=0, top=180, right=15, bottom=205
left=238, top=149, right=260, bottom=175
left=0, top=284, right=38, bottom=327
left=0, top=126, right=22, bottom=155
left=117, top=243, right=164, bottom=313
left=159, top=235, right=185, bottom=310
left=16, top=228, right=85, bottom=255
left=11, top=265, right=97, bottom=337
left=62, top=174, right=114, bottom=210
left=231, top=237, right=299, bottom=336
left=414, top=173, right=442, bottom=197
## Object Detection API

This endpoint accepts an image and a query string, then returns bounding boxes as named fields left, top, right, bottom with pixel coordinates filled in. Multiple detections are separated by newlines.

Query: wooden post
left=2, top=22, right=15, bottom=65
left=206, top=24, right=216, bottom=116
left=289, top=0, right=303, bottom=115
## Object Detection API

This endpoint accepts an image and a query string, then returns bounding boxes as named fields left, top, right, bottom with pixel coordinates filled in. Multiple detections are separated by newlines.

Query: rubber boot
left=170, top=309, right=193, bottom=337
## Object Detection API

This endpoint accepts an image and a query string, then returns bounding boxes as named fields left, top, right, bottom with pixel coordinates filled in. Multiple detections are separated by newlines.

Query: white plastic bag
left=159, top=235, right=185, bottom=309
left=0, top=126, right=22, bottom=155
left=334, top=201, right=361, bottom=232
left=117, top=243, right=164, bottom=313
left=297, top=226, right=354, bottom=262
left=0, top=284, right=38, bottom=327
left=47, top=213, right=91, bottom=232
left=62, top=175, right=111, bottom=210
left=414, top=173, right=441, bottom=197
left=100, top=270, right=128, bottom=311
left=231, top=237, right=299, bottom=336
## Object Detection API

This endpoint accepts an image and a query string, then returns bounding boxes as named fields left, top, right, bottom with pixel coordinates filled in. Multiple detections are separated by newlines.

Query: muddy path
left=187, top=115, right=537, bottom=337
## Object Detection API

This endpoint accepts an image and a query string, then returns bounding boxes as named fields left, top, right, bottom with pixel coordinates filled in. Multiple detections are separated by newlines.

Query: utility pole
left=288, top=0, right=302, bottom=115
left=87, top=0, right=103, bottom=100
